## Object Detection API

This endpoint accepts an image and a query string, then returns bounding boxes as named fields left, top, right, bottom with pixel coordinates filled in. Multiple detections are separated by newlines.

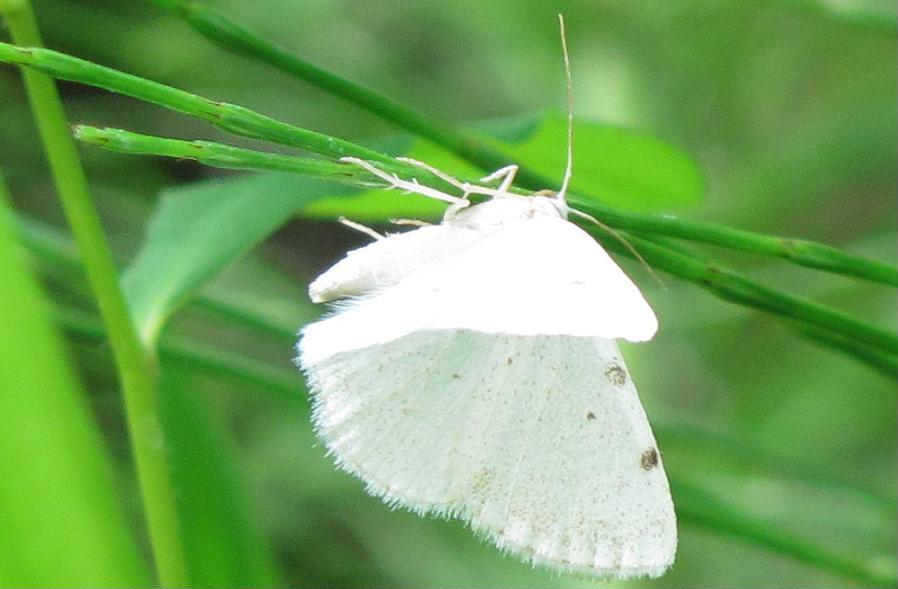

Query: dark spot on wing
left=451, top=373, right=460, bottom=379
left=586, top=412, right=596, bottom=421
left=605, top=363, right=627, bottom=386
left=640, top=448, right=659, bottom=470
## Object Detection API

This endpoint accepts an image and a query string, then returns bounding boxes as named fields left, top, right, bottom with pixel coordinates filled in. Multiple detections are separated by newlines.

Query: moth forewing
left=308, top=223, right=485, bottom=303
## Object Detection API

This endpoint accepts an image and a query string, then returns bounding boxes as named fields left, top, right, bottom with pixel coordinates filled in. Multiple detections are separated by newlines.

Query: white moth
left=297, top=16, right=676, bottom=579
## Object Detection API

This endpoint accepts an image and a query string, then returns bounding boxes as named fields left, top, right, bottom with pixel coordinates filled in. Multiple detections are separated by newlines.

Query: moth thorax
left=447, top=195, right=566, bottom=230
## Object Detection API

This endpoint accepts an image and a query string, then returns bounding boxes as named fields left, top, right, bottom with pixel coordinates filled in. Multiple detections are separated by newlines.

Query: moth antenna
left=557, top=16, right=661, bottom=289
left=557, top=13, right=574, bottom=206
left=338, top=217, right=385, bottom=241
left=569, top=208, right=668, bottom=290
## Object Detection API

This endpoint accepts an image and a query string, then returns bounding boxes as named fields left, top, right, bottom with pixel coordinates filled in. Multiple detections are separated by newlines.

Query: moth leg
left=436, top=166, right=521, bottom=219
left=338, top=217, right=385, bottom=241
left=340, top=157, right=468, bottom=206
left=397, top=157, right=471, bottom=193
left=391, top=218, right=432, bottom=228
left=480, top=164, right=519, bottom=194
left=395, top=156, right=520, bottom=208
left=398, top=157, right=512, bottom=199
left=397, top=157, right=525, bottom=201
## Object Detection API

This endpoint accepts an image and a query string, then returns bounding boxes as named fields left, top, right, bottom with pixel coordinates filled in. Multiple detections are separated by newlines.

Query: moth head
left=445, top=194, right=566, bottom=230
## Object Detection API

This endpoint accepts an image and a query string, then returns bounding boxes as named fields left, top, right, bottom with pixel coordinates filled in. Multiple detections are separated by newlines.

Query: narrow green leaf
left=0, top=186, right=149, bottom=587
left=74, top=125, right=366, bottom=181
left=122, top=173, right=348, bottom=346
left=159, top=367, right=284, bottom=588
left=148, top=0, right=539, bottom=183
left=0, top=4, right=190, bottom=581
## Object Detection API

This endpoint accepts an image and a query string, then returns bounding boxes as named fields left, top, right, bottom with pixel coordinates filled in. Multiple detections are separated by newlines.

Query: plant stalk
left=73, top=125, right=898, bottom=357
left=0, top=39, right=894, bottom=288
left=148, top=0, right=898, bottom=287
left=0, top=1, right=188, bottom=586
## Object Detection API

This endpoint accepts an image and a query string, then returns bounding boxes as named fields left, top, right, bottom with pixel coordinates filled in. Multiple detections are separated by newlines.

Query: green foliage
left=507, top=112, right=704, bottom=211
left=307, top=113, right=704, bottom=219
left=0, top=1, right=895, bottom=588
left=1, top=1, right=189, bottom=584
left=0, top=183, right=149, bottom=587
left=122, top=173, right=347, bottom=346
left=159, top=369, right=283, bottom=587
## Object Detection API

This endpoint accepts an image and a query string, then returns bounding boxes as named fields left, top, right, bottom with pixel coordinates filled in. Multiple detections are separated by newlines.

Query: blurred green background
left=0, top=1, right=895, bottom=587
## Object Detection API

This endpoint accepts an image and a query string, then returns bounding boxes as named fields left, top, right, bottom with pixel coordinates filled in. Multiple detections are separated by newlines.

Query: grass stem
left=0, top=2, right=189, bottom=586
left=148, top=0, right=898, bottom=286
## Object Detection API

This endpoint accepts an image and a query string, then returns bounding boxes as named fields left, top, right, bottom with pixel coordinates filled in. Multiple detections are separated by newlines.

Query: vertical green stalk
left=0, top=1, right=188, bottom=586
left=0, top=173, right=151, bottom=588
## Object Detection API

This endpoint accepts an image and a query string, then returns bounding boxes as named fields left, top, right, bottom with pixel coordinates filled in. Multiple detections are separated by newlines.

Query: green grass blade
left=57, top=305, right=301, bottom=396
left=159, top=368, right=285, bottom=587
left=0, top=42, right=396, bottom=166
left=794, top=324, right=898, bottom=380
left=0, top=41, right=472, bottom=192
left=571, top=195, right=898, bottom=287
left=68, top=124, right=898, bottom=357
left=74, top=125, right=366, bottom=182
left=142, top=1, right=898, bottom=286
left=53, top=309, right=288, bottom=587
left=590, top=229, right=898, bottom=354
left=0, top=3, right=188, bottom=584
left=19, top=133, right=897, bottom=367
left=0, top=39, right=893, bottom=285
left=0, top=178, right=150, bottom=587
left=121, top=171, right=349, bottom=346
left=149, top=0, right=525, bottom=180
left=50, top=124, right=898, bottom=360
